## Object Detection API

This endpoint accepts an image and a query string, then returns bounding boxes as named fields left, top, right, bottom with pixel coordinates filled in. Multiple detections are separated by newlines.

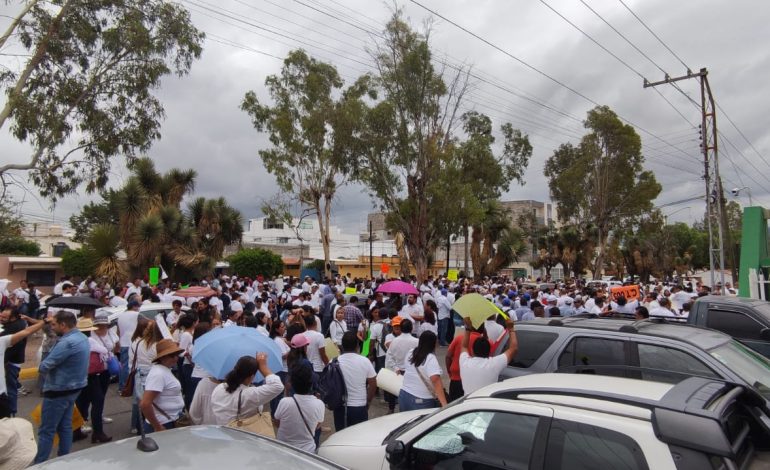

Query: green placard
left=447, top=269, right=459, bottom=281
left=149, top=267, right=160, bottom=285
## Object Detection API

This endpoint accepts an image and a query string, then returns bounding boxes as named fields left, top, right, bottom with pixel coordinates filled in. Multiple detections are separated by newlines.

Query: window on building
left=26, top=270, right=56, bottom=287
left=263, top=219, right=284, bottom=230
left=277, top=237, right=289, bottom=244
left=298, top=221, right=313, bottom=230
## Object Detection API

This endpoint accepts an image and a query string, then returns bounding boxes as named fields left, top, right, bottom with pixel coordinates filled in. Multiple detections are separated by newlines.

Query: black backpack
left=318, top=358, right=347, bottom=410
left=27, top=290, right=40, bottom=315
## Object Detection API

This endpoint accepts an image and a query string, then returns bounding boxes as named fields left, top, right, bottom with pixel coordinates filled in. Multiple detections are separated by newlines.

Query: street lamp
left=731, top=186, right=753, bottom=206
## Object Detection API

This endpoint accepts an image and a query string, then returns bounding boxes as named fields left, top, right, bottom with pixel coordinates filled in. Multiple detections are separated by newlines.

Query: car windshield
left=383, top=396, right=467, bottom=444
left=710, top=341, right=770, bottom=399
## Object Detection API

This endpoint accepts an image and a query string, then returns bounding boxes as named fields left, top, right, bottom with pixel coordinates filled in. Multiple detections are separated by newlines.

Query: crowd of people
left=0, top=271, right=732, bottom=466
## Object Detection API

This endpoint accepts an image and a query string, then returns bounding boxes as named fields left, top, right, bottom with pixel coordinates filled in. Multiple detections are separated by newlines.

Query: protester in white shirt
left=398, top=330, right=447, bottom=411
left=328, top=308, right=347, bottom=347
left=459, top=317, right=517, bottom=396
left=140, top=339, right=185, bottom=433
left=384, top=317, right=418, bottom=371
left=210, top=354, right=284, bottom=425
left=189, top=375, right=220, bottom=425
left=274, top=362, right=325, bottom=453
left=399, top=294, right=424, bottom=328
left=303, top=315, right=328, bottom=373
left=334, top=331, right=376, bottom=430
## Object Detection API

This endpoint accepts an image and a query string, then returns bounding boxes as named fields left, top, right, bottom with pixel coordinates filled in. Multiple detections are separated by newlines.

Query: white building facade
left=243, top=217, right=362, bottom=260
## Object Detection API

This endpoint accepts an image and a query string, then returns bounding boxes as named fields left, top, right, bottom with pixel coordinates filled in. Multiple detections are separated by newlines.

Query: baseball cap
left=290, top=334, right=310, bottom=348
left=391, top=316, right=403, bottom=327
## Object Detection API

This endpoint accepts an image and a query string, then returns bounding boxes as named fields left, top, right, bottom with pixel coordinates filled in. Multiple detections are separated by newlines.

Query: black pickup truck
left=688, top=295, right=770, bottom=358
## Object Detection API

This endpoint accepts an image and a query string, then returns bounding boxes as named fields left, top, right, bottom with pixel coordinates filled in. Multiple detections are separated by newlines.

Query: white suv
left=319, top=374, right=770, bottom=470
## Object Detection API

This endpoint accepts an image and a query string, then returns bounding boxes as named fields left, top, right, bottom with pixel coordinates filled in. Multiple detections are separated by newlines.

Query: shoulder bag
left=292, top=396, right=315, bottom=440
left=119, top=343, right=139, bottom=397
left=415, top=358, right=447, bottom=403
left=227, top=388, right=276, bottom=438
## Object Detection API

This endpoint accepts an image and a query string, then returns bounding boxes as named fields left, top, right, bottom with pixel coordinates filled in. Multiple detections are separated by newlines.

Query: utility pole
left=644, top=68, right=726, bottom=290
left=446, top=235, right=451, bottom=276
left=369, top=220, right=374, bottom=279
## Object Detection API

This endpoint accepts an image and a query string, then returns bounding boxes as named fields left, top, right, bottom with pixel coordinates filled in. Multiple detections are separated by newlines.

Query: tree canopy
left=545, top=105, right=661, bottom=279
left=227, top=248, right=284, bottom=279
left=0, top=0, right=204, bottom=201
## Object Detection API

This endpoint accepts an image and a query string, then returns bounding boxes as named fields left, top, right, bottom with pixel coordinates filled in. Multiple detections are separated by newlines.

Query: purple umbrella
left=376, top=280, right=419, bottom=295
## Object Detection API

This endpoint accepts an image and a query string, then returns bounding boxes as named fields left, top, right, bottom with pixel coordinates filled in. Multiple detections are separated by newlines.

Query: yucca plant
left=88, top=224, right=127, bottom=285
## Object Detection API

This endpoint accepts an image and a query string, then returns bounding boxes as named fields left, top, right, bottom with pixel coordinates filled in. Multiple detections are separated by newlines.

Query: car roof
left=469, top=373, right=674, bottom=403
left=31, top=426, right=344, bottom=469
left=518, top=316, right=731, bottom=350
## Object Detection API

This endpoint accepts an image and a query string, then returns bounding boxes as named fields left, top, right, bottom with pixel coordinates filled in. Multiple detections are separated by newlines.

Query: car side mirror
left=386, top=440, right=406, bottom=465
left=760, top=328, right=770, bottom=341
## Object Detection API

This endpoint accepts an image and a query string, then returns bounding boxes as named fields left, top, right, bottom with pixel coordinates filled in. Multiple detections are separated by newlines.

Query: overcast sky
left=4, top=0, right=770, bottom=233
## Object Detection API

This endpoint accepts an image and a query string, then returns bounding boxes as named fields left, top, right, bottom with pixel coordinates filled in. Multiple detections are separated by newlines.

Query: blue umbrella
left=192, top=326, right=283, bottom=382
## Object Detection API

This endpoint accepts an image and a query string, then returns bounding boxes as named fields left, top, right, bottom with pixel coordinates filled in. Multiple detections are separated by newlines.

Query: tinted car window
left=510, top=330, right=559, bottom=368
left=706, top=310, right=763, bottom=340
left=558, top=337, right=625, bottom=368
left=544, top=419, right=649, bottom=470
left=637, top=343, right=718, bottom=383
left=411, top=411, right=539, bottom=469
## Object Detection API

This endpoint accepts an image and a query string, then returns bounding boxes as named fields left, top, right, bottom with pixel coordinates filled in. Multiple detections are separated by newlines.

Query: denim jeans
left=333, top=405, right=368, bottom=431
left=118, top=347, right=129, bottom=390
left=34, top=391, right=80, bottom=464
left=76, top=373, right=109, bottom=435
left=398, top=389, right=438, bottom=412
left=438, top=318, right=450, bottom=346
left=4, top=363, right=20, bottom=416
left=131, top=369, right=149, bottom=432
left=181, top=363, right=197, bottom=410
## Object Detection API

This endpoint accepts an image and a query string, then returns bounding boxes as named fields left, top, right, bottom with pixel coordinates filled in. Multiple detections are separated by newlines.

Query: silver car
left=31, top=426, right=345, bottom=469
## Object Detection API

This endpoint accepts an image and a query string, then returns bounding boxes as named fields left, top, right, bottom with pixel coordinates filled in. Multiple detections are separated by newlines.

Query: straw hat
left=153, top=339, right=184, bottom=362
left=0, top=418, right=37, bottom=470
left=77, top=317, right=97, bottom=332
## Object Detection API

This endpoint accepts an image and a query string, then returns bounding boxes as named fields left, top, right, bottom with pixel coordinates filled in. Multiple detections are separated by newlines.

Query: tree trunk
left=463, top=223, right=469, bottom=275
left=592, top=228, right=606, bottom=280
left=469, top=225, right=483, bottom=281
left=394, top=232, right=410, bottom=279
left=315, top=197, right=331, bottom=280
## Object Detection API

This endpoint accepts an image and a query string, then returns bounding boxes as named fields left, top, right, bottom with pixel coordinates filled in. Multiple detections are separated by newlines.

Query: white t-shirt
left=165, top=310, right=180, bottom=327
left=178, top=331, right=193, bottom=364
left=189, top=376, right=220, bottom=426
left=459, top=352, right=508, bottom=395
left=275, top=394, right=325, bottom=454
left=399, top=303, right=423, bottom=323
left=370, top=321, right=387, bottom=358
left=418, top=321, right=437, bottom=337
left=337, top=353, right=376, bottom=407
left=274, top=336, right=290, bottom=372
left=401, top=350, right=442, bottom=399
left=304, top=330, right=327, bottom=373
left=385, top=334, right=418, bottom=371
left=144, top=364, right=184, bottom=424
left=129, top=339, right=158, bottom=372
left=117, top=310, right=140, bottom=347
left=0, top=335, right=11, bottom=395
left=210, top=376, right=284, bottom=425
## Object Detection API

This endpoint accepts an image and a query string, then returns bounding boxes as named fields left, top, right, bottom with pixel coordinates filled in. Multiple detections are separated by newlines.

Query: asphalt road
left=16, top=336, right=452, bottom=459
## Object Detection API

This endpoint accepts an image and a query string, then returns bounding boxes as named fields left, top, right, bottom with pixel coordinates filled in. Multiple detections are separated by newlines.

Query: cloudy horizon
left=3, top=0, right=768, bottom=236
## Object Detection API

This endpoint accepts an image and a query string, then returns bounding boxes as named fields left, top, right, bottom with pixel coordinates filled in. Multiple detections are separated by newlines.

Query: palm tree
left=88, top=224, right=127, bottom=285
left=471, top=201, right=527, bottom=279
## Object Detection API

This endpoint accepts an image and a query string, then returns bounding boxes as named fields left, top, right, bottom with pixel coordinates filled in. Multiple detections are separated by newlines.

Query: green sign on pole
left=149, top=267, right=160, bottom=286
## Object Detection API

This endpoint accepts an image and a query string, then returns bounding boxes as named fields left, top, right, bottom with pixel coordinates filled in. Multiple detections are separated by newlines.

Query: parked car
left=319, top=374, right=770, bottom=470
left=688, top=295, right=770, bottom=358
left=499, top=317, right=770, bottom=402
left=104, top=302, right=190, bottom=324
left=32, top=425, right=345, bottom=469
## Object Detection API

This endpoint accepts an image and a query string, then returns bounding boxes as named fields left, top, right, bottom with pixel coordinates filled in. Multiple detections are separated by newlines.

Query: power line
left=408, top=0, right=704, bottom=165
left=616, top=0, right=691, bottom=72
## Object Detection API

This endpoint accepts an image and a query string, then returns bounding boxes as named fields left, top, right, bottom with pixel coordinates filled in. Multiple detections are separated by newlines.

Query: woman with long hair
left=398, top=331, right=447, bottom=411
left=128, top=318, right=162, bottom=433
left=210, top=355, right=284, bottom=425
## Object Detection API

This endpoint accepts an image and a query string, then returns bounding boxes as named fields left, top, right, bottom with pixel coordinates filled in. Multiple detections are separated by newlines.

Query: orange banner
left=610, top=285, right=640, bottom=301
